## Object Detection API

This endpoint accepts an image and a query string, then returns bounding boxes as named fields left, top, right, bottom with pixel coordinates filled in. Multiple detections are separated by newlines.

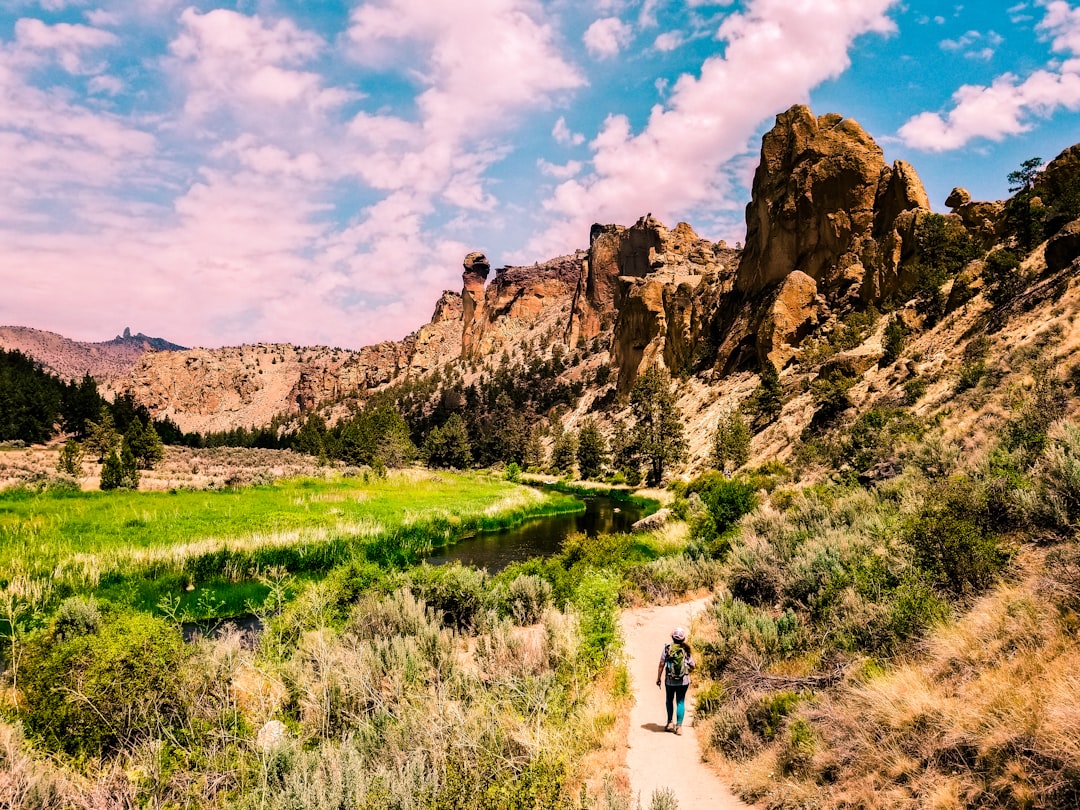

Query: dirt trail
left=619, top=597, right=750, bottom=810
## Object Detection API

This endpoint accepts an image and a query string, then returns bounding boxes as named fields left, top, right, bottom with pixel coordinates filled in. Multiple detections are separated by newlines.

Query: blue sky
left=1, top=0, right=1079, bottom=349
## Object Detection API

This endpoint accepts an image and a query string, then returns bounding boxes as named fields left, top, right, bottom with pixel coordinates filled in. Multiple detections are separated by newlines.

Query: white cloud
left=13, top=18, right=116, bottom=74
left=900, top=1, right=1080, bottom=151
left=538, top=158, right=584, bottom=179
left=168, top=9, right=348, bottom=121
left=553, top=115, right=585, bottom=146
left=584, top=16, right=633, bottom=58
left=654, top=31, right=685, bottom=52
left=525, top=0, right=900, bottom=258
left=940, top=29, right=1003, bottom=59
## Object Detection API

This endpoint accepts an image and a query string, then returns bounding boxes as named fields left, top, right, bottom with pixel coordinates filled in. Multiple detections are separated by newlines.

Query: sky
left=1, top=0, right=1079, bottom=350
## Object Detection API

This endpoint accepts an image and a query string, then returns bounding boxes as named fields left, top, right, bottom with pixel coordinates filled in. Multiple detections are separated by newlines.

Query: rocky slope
left=8, top=104, right=1080, bottom=464
left=0, top=326, right=186, bottom=382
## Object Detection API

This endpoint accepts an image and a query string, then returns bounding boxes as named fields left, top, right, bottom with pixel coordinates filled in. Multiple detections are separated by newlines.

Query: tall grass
left=0, top=471, right=582, bottom=613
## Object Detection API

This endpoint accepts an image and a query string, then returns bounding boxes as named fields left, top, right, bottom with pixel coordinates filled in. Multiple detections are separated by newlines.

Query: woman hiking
left=656, top=626, right=695, bottom=734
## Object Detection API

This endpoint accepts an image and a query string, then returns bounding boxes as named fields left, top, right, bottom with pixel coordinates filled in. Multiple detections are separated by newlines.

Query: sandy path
left=619, top=597, right=749, bottom=810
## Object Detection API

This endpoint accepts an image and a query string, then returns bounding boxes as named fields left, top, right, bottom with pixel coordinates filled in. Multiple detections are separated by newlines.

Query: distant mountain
left=0, top=325, right=187, bottom=382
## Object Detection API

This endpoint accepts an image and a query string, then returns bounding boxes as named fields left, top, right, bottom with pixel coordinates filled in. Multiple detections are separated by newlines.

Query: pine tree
left=629, top=366, right=687, bottom=486
left=523, top=427, right=546, bottom=472
left=85, top=409, right=120, bottom=462
left=747, top=361, right=783, bottom=429
left=294, top=413, right=328, bottom=458
left=119, top=444, right=140, bottom=488
left=424, top=414, right=472, bottom=469
left=576, top=418, right=608, bottom=480
left=711, top=410, right=751, bottom=474
left=99, top=449, right=124, bottom=490
left=610, top=419, right=641, bottom=486
left=550, top=429, right=578, bottom=476
left=56, top=439, right=84, bottom=477
left=139, top=422, right=165, bottom=469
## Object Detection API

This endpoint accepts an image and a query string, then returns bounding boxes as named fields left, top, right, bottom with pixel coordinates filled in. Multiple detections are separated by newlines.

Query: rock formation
left=0, top=325, right=187, bottom=382
left=461, top=252, right=491, bottom=358
left=712, top=105, right=932, bottom=371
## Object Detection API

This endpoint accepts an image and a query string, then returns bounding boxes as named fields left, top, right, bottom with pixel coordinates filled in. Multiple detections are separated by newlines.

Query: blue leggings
left=665, top=683, right=689, bottom=725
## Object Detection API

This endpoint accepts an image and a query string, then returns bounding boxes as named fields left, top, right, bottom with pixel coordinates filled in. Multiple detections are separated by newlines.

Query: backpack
left=665, top=643, right=689, bottom=680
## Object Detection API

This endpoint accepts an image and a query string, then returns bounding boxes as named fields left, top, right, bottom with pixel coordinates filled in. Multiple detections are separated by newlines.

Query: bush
left=1021, top=421, right=1080, bottom=532
left=903, top=376, right=928, bottom=405
left=500, top=574, right=552, bottom=625
left=983, top=248, right=1024, bottom=306
left=745, top=690, right=801, bottom=741
left=882, top=316, right=906, bottom=364
left=701, top=598, right=804, bottom=673
left=20, top=612, right=192, bottom=758
left=406, top=564, right=489, bottom=631
left=907, top=477, right=1009, bottom=594
left=52, top=595, right=101, bottom=638
left=686, top=473, right=760, bottom=556
left=572, top=571, right=620, bottom=671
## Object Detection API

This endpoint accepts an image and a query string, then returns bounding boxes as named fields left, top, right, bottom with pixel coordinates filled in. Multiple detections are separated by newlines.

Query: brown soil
left=619, top=597, right=751, bottom=809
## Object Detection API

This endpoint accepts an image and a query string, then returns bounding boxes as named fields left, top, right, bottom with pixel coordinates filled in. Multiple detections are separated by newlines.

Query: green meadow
left=0, top=470, right=582, bottom=617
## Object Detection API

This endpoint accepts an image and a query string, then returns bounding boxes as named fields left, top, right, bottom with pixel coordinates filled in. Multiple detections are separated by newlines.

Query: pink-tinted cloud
left=900, top=1, right=1080, bottom=151
left=584, top=17, right=633, bottom=58
left=526, top=0, right=899, bottom=257
left=169, top=8, right=350, bottom=121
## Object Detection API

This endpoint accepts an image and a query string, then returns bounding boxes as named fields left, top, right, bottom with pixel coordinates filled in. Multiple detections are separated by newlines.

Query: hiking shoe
left=674, top=725, right=682, bottom=735
left=664, top=722, right=674, bottom=732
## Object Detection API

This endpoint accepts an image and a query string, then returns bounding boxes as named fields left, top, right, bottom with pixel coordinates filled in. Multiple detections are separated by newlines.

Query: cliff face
left=17, top=102, right=1075, bottom=447
left=711, top=105, right=933, bottom=371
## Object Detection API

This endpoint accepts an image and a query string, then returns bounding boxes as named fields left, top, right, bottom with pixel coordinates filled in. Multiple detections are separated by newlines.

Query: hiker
left=656, top=626, right=695, bottom=734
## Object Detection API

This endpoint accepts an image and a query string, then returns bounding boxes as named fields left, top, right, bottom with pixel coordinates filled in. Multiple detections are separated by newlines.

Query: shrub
left=810, top=370, right=857, bottom=424
left=407, top=564, right=489, bottom=632
left=20, top=612, right=192, bottom=758
left=709, top=706, right=760, bottom=759
left=686, top=473, right=760, bottom=556
left=903, top=376, right=928, bottom=405
left=882, top=316, right=906, bottom=364
left=702, top=598, right=804, bottom=673
left=983, top=248, right=1024, bottom=306
left=745, top=690, right=801, bottom=741
left=500, top=574, right=552, bottom=625
left=572, top=571, right=620, bottom=671
left=1021, top=421, right=1080, bottom=532
left=52, top=595, right=101, bottom=639
left=906, top=477, right=1009, bottom=594
left=56, top=440, right=83, bottom=477
left=776, top=716, right=817, bottom=777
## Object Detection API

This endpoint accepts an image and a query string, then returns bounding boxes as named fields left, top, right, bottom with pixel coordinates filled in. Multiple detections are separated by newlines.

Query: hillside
left=4, top=106, right=1079, bottom=490
left=0, top=325, right=186, bottom=382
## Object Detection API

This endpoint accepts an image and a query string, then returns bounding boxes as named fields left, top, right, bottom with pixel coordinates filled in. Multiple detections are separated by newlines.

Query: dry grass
left=720, top=548, right=1080, bottom=809
left=0, top=445, right=328, bottom=492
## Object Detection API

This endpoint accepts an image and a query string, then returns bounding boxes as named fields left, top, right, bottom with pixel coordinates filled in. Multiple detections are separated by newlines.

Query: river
left=423, top=491, right=645, bottom=572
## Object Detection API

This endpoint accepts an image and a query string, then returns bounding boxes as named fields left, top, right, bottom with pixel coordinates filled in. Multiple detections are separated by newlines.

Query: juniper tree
left=576, top=418, right=608, bottom=480
left=711, top=410, right=751, bottom=474
left=629, top=366, right=686, bottom=486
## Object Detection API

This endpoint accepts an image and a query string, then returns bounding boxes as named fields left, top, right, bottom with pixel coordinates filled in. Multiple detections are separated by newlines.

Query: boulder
left=1046, top=218, right=1080, bottom=273
left=632, top=507, right=671, bottom=532
left=945, top=187, right=971, bottom=208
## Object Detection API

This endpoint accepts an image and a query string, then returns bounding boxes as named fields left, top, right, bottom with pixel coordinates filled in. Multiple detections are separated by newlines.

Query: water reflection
left=425, top=493, right=644, bottom=572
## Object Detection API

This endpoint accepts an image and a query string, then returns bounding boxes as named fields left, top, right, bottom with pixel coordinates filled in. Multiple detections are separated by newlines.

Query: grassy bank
left=0, top=469, right=582, bottom=617
left=1, top=493, right=715, bottom=809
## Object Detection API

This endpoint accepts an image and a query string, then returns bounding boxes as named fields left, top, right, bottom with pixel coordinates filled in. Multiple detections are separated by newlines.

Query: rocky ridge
left=8, top=104, right=1080, bottom=466
left=0, top=326, right=187, bottom=382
